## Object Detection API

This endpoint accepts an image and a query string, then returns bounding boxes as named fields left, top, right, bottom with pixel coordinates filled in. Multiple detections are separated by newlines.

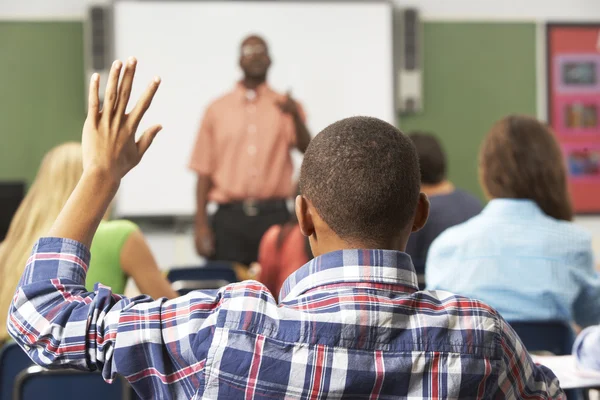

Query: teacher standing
left=189, top=35, right=311, bottom=265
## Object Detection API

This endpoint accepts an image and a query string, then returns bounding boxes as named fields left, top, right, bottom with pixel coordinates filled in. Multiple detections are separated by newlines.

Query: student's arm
left=7, top=59, right=220, bottom=398
left=493, top=317, right=565, bottom=399
left=573, top=325, right=600, bottom=371
left=120, top=228, right=178, bottom=299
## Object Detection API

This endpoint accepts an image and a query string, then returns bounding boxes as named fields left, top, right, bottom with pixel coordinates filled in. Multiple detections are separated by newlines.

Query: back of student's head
left=480, top=115, right=572, bottom=221
left=409, top=132, right=446, bottom=185
left=0, top=142, right=82, bottom=342
left=299, top=116, right=420, bottom=247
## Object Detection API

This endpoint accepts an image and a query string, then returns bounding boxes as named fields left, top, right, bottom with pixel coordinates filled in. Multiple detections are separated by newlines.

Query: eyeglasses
left=241, top=44, right=267, bottom=57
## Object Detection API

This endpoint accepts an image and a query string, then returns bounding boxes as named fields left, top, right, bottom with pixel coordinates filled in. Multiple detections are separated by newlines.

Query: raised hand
left=48, top=58, right=163, bottom=248
left=82, top=57, right=162, bottom=185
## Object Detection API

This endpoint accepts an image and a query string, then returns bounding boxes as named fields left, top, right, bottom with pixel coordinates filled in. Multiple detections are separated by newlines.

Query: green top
left=86, top=220, right=138, bottom=293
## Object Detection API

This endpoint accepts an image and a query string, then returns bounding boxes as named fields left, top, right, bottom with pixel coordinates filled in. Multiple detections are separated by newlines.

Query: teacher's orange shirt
left=189, top=83, right=305, bottom=203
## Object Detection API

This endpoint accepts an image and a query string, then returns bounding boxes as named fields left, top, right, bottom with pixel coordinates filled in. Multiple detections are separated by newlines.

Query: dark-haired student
left=8, top=61, right=563, bottom=399
left=427, top=115, right=600, bottom=327
left=406, top=132, right=481, bottom=275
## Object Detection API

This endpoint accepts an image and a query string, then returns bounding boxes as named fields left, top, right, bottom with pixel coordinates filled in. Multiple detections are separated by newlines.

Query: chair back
left=0, top=343, right=34, bottom=400
left=14, top=366, right=129, bottom=400
left=167, top=261, right=238, bottom=295
left=508, top=320, right=575, bottom=355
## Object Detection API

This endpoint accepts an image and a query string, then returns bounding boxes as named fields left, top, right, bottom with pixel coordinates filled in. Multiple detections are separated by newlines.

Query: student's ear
left=411, top=193, right=430, bottom=232
left=295, top=195, right=315, bottom=237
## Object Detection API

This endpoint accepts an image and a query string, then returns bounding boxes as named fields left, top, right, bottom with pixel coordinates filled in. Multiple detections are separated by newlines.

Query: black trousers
left=212, top=200, right=290, bottom=266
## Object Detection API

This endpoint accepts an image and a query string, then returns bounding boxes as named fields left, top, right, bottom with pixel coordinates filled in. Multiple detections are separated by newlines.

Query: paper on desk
left=532, top=355, right=600, bottom=390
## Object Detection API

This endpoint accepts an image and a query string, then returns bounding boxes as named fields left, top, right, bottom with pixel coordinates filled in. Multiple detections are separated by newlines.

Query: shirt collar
left=279, top=249, right=419, bottom=302
left=235, top=81, right=270, bottom=101
left=481, top=198, right=544, bottom=218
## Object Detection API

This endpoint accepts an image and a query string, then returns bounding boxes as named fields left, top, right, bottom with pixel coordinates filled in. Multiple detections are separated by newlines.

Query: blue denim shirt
left=426, top=199, right=600, bottom=327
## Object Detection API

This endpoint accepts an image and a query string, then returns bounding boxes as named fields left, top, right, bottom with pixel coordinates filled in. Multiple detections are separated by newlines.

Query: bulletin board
left=547, top=23, right=600, bottom=213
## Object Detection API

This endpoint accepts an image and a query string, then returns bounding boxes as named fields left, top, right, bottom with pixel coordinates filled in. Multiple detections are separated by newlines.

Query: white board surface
left=113, top=1, right=394, bottom=216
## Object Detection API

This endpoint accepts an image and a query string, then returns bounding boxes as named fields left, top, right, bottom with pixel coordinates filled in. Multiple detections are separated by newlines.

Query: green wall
left=399, top=22, right=537, bottom=201
left=0, top=22, right=85, bottom=185
left=0, top=21, right=537, bottom=198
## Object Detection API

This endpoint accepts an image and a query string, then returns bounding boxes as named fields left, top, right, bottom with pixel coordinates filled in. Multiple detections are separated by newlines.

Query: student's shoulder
left=220, top=280, right=277, bottom=303
left=93, top=220, right=140, bottom=250
left=97, top=219, right=139, bottom=235
left=546, top=216, right=592, bottom=246
left=415, top=289, right=506, bottom=356
left=454, top=189, right=483, bottom=209
left=430, top=214, right=485, bottom=248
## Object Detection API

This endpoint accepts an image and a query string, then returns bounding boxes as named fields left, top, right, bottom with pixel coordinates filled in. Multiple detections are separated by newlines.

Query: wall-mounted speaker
left=395, top=8, right=423, bottom=114
left=84, top=5, right=113, bottom=106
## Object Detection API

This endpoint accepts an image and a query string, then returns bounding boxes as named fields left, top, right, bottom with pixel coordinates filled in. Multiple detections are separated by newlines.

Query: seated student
left=8, top=60, right=563, bottom=399
left=573, top=324, right=600, bottom=371
left=426, top=115, right=600, bottom=327
left=0, top=142, right=176, bottom=345
left=406, top=132, right=482, bottom=274
left=255, top=211, right=312, bottom=300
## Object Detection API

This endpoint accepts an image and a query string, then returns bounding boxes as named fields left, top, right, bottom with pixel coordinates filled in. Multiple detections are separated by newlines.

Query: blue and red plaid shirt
left=9, top=238, right=564, bottom=399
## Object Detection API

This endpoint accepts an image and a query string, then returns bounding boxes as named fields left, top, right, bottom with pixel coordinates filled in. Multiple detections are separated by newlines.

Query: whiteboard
left=113, top=1, right=394, bottom=217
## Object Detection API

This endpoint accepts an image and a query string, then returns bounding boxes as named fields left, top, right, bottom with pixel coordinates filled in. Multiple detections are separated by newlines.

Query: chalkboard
left=400, top=22, right=537, bottom=201
left=0, top=22, right=85, bottom=185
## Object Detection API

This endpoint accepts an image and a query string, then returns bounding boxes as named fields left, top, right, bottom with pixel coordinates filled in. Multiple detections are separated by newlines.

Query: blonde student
left=0, top=142, right=176, bottom=345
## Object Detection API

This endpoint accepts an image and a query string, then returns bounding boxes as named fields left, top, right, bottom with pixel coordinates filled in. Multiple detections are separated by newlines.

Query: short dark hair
left=299, top=116, right=421, bottom=245
left=409, top=132, right=446, bottom=185
left=480, top=115, right=573, bottom=221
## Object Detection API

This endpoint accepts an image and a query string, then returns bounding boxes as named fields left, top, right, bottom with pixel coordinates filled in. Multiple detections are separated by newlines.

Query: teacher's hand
left=276, top=91, right=299, bottom=118
left=82, top=57, right=162, bottom=186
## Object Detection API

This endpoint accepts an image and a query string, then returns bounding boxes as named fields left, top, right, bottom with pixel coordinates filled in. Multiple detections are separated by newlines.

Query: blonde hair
left=0, top=142, right=83, bottom=342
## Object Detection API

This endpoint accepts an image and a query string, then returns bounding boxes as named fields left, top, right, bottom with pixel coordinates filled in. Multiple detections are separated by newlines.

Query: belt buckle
left=243, top=199, right=259, bottom=217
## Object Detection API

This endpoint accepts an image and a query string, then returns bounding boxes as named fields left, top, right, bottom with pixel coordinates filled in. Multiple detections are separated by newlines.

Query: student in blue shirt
left=405, top=132, right=482, bottom=275
left=426, top=115, right=600, bottom=327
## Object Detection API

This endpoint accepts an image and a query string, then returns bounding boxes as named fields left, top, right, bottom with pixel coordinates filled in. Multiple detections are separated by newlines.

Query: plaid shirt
left=8, top=238, right=564, bottom=399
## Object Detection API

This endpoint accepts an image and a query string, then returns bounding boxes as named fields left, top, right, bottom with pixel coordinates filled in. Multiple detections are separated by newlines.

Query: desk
left=532, top=355, right=600, bottom=390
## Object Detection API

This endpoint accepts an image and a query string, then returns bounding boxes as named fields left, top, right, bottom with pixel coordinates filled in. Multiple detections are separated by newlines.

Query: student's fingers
left=128, top=76, right=161, bottom=132
left=114, top=57, right=137, bottom=118
left=136, top=124, right=163, bottom=158
left=87, top=73, right=100, bottom=122
left=102, top=60, right=123, bottom=118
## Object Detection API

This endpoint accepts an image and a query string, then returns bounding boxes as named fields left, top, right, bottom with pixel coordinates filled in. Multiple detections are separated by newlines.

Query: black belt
left=218, top=199, right=288, bottom=217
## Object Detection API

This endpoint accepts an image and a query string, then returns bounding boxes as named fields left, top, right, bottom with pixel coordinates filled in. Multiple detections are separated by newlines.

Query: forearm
left=48, top=169, right=119, bottom=248
left=574, top=325, right=600, bottom=371
left=293, top=113, right=311, bottom=153
left=195, top=175, right=212, bottom=226
left=7, top=236, right=219, bottom=386
left=7, top=238, right=130, bottom=370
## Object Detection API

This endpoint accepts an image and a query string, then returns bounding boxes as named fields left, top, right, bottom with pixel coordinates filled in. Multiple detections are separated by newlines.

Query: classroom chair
left=13, top=366, right=129, bottom=400
left=509, top=320, right=582, bottom=399
left=167, top=261, right=238, bottom=295
left=508, top=320, right=575, bottom=356
left=0, top=342, right=34, bottom=400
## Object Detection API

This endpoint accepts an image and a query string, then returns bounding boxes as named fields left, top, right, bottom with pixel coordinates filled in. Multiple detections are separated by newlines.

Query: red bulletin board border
left=547, top=23, right=600, bottom=214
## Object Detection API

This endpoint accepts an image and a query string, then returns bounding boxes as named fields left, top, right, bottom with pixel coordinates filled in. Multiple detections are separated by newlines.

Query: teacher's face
left=239, top=37, right=271, bottom=79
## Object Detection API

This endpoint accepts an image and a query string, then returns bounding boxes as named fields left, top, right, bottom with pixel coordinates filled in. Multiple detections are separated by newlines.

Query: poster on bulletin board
left=547, top=23, right=600, bottom=213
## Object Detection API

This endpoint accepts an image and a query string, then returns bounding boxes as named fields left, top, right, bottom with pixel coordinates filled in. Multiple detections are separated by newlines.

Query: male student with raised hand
left=8, top=58, right=564, bottom=399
